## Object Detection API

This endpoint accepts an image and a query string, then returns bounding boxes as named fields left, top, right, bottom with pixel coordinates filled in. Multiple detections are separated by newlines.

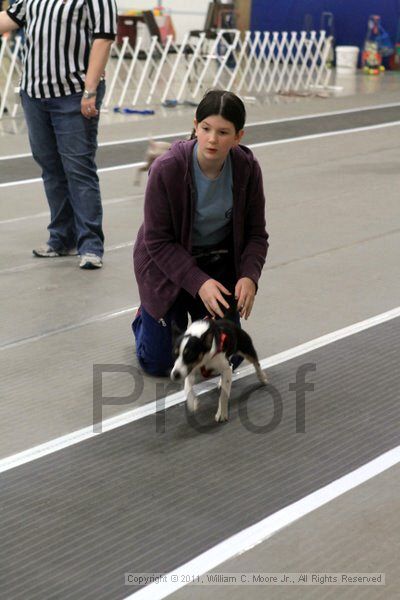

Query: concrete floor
left=1, top=70, right=399, bottom=598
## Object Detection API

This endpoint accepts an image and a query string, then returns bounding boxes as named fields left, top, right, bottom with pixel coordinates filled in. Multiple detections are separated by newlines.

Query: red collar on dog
left=217, top=332, right=228, bottom=353
left=200, top=332, right=228, bottom=378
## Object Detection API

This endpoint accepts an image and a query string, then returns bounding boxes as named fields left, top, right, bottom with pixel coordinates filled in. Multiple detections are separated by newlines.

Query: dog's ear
left=201, top=329, right=214, bottom=352
left=171, top=320, right=183, bottom=341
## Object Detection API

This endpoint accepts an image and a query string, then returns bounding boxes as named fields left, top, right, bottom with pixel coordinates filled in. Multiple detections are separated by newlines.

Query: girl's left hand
left=235, top=277, right=256, bottom=320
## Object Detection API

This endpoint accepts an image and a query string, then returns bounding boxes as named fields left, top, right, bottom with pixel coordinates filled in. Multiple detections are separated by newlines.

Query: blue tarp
left=250, top=0, right=399, bottom=51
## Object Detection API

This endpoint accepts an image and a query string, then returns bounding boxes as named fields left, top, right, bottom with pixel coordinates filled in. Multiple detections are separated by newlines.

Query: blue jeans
left=132, top=304, right=188, bottom=377
left=21, top=81, right=105, bottom=256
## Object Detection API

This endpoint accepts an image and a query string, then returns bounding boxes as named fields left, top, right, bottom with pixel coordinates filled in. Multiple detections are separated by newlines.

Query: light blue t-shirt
left=191, top=143, right=233, bottom=247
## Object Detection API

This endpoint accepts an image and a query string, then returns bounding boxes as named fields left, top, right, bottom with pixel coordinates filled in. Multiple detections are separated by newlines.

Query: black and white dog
left=171, top=317, right=268, bottom=422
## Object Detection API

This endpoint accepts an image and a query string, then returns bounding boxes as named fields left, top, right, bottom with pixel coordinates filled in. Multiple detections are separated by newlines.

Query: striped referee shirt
left=7, top=0, right=117, bottom=98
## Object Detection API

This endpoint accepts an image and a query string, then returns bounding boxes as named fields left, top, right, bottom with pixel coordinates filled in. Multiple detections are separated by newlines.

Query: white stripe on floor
left=0, top=305, right=398, bottom=474
left=0, top=240, right=135, bottom=275
left=2, top=223, right=399, bottom=277
left=1, top=119, right=399, bottom=188
left=128, top=445, right=400, bottom=600
left=1, top=101, right=399, bottom=160
left=0, top=163, right=145, bottom=188
left=0, top=194, right=143, bottom=225
left=0, top=306, right=137, bottom=351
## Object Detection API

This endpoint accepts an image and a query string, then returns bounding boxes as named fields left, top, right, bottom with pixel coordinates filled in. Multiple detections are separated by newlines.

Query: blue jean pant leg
left=21, top=91, right=76, bottom=252
left=132, top=307, right=175, bottom=377
left=132, top=303, right=190, bottom=376
left=49, top=81, right=106, bottom=256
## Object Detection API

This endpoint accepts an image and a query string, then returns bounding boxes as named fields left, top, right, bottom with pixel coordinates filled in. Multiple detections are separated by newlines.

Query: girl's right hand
left=198, top=279, right=231, bottom=318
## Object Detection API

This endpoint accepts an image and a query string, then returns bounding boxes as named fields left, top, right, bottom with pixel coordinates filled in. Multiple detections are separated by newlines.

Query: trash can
left=335, top=46, right=360, bottom=72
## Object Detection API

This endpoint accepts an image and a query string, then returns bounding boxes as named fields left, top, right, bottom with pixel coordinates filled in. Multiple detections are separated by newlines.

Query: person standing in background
left=0, top=0, right=117, bottom=269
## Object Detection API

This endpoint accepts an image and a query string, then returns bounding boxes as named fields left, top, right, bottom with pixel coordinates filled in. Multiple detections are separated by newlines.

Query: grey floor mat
left=1, top=104, right=400, bottom=184
left=1, top=318, right=399, bottom=599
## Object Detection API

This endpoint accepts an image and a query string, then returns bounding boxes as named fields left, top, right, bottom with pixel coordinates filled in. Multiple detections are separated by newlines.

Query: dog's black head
left=171, top=321, right=214, bottom=380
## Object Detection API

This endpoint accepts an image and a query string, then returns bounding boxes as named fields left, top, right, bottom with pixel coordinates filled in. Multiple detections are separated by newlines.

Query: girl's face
left=194, top=114, right=244, bottom=165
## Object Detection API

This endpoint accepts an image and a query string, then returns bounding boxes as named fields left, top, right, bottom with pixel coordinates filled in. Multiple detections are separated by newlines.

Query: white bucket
left=335, top=46, right=360, bottom=72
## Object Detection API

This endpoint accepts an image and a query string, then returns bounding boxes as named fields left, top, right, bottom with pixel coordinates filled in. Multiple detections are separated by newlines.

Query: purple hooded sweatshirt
left=133, top=139, right=269, bottom=320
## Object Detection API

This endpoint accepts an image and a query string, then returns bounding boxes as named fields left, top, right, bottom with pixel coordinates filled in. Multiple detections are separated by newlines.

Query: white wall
left=116, top=1, right=210, bottom=43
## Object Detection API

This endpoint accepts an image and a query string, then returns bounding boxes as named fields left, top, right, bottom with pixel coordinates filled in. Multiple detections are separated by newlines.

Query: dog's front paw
left=215, top=408, right=228, bottom=423
left=186, top=395, right=198, bottom=413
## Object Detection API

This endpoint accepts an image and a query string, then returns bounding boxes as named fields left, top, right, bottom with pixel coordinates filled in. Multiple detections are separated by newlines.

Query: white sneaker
left=79, top=253, right=103, bottom=269
left=33, top=245, right=78, bottom=257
